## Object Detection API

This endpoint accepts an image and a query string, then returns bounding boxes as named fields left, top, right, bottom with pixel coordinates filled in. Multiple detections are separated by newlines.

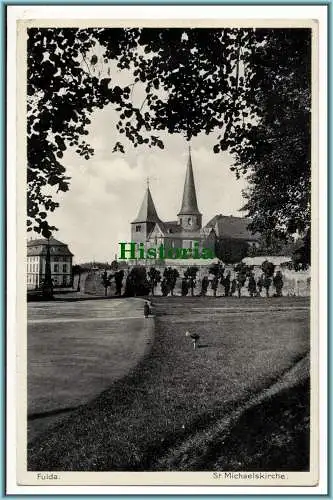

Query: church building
left=131, top=149, right=259, bottom=262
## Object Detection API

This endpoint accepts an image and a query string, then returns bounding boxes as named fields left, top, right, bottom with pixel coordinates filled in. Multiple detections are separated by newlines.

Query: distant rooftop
left=206, top=214, right=260, bottom=241
left=27, top=237, right=73, bottom=256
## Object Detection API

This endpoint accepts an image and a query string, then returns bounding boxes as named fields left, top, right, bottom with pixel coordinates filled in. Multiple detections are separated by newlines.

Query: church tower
left=177, top=147, right=202, bottom=231
left=131, top=184, right=160, bottom=244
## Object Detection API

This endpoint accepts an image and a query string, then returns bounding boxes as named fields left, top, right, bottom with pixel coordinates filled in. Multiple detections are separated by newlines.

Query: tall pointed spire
left=178, top=146, right=201, bottom=216
left=132, top=185, right=160, bottom=223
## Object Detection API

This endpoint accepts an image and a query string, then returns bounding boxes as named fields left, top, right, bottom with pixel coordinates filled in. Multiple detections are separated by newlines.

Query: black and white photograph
left=8, top=6, right=327, bottom=491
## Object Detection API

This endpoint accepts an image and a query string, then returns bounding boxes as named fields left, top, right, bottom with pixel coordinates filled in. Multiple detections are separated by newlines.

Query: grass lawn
left=28, top=299, right=151, bottom=415
left=28, top=296, right=310, bottom=471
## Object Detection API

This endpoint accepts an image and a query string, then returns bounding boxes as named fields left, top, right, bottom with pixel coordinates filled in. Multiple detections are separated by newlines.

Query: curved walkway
left=28, top=298, right=153, bottom=440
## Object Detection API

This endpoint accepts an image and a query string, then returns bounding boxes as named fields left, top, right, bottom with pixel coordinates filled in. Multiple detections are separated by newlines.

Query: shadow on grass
left=208, top=378, right=310, bottom=472
left=27, top=298, right=309, bottom=472
left=28, top=406, right=80, bottom=421
left=150, top=378, right=310, bottom=471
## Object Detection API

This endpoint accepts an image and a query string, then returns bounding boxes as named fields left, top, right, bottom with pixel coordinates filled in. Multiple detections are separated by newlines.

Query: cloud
left=44, top=106, right=249, bottom=263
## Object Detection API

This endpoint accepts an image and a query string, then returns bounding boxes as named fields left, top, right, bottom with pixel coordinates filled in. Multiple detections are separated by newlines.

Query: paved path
left=28, top=299, right=153, bottom=418
left=29, top=316, right=144, bottom=324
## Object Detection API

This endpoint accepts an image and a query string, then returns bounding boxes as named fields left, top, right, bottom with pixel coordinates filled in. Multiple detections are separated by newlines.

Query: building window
left=54, top=264, right=59, bottom=272
left=136, top=225, right=141, bottom=232
left=63, top=264, right=67, bottom=273
left=54, top=256, right=59, bottom=262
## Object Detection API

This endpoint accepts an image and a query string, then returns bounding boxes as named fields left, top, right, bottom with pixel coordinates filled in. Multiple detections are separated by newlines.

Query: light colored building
left=27, top=237, right=73, bottom=289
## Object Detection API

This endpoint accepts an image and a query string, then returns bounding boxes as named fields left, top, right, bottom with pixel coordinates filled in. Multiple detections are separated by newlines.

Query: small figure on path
left=185, top=330, right=200, bottom=350
left=144, top=301, right=150, bottom=318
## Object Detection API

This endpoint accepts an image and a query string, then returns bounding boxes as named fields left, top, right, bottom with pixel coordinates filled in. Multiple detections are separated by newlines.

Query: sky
left=40, top=103, right=249, bottom=264
left=25, top=33, right=252, bottom=264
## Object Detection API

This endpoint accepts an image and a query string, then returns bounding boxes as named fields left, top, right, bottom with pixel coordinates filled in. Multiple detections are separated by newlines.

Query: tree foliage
left=163, top=267, right=179, bottom=296
left=147, top=267, right=161, bottom=295
left=238, top=29, right=311, bottom=239
left=124, top=266, right=150, bottom=296
left=28, top=27, right=311, bottom=239
left=184, top=266, right=199, bottom=296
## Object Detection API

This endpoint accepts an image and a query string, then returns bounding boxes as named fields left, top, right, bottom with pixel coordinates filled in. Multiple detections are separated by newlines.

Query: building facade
left=129, top=149, right=259, bottom=263
left=27, top=237, right=73, bottom=289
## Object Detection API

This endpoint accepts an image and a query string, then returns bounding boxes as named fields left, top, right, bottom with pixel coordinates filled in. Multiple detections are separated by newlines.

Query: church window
left=188, top=218, right=192, bottom=226
left=136, top=225, right=141, bottom=232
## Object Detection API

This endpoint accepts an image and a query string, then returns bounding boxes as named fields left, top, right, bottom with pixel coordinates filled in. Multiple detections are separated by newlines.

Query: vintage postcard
left=7, top=4, right=327, bottom=495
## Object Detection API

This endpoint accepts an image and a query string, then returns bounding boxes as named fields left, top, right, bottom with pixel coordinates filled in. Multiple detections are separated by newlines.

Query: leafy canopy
left=28, top=27, right=311, bottom=240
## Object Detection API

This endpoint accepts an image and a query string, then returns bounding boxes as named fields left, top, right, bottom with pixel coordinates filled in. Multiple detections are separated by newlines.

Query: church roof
left=200, top=227, right=215, bottom=237
left=206, top=214, right=260, bottom=241
left=158, top=221, right=182, bottom=234
left=163, top=230, right=208, bottom=240
left=178, top=148, right=201, bottom=216
left=132, top=186, right=160, bottom=223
